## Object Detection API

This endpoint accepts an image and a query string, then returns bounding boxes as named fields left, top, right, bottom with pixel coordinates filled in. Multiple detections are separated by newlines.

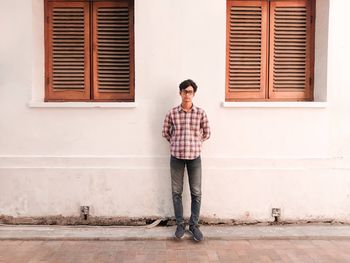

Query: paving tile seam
left=1, top=236, right=350, bottom=241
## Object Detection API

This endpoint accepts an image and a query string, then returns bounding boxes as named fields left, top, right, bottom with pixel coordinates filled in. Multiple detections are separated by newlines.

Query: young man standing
left=162, top=79, right=210, bottom=242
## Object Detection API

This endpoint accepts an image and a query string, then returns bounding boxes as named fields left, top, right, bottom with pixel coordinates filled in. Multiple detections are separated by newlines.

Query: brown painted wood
left=45, top=1, right=90, bottom=101
left=226, top=0, right=315, bottom=102
left=92, top=0, right=134, bottom=101
left=226, top=0, right=268, bottom=101
left=45, top=0, right=134, bottom=102
left=269, top=0, right=314, bottom=100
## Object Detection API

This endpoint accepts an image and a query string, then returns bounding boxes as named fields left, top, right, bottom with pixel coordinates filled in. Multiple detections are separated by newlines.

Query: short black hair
left=179, top=79, right=198, bottom=93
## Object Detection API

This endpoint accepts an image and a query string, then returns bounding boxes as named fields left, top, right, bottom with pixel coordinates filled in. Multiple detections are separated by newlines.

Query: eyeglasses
left=181, top=90, right=194, bottom=95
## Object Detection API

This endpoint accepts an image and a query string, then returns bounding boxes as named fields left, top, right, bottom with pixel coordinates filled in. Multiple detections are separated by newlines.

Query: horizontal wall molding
left=0, top=155, right=349, bottom=170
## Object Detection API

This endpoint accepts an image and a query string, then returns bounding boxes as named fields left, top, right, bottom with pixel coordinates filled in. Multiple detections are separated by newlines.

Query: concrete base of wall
left=1, top=156, right=350, bottom=221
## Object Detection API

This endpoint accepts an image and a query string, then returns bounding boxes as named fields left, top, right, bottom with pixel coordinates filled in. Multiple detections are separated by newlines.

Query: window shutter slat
left=92, top=1, right=134, bottom=101
left=269, top=0, right=313, bottom=100
left=226, top=0, right=268, bottom=101
left=45, top=2, right=90, bottom=101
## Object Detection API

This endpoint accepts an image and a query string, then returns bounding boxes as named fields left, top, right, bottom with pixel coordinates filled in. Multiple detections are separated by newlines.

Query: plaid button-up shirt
left=162, top=105, right=210, bottom=160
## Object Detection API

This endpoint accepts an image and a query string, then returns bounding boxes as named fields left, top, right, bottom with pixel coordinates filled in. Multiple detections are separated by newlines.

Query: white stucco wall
left=0, top=0, right=349, bottom=222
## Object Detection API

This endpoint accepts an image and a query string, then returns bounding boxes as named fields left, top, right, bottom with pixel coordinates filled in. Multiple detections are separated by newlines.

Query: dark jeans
left=170, top=155, right=202, bottom=227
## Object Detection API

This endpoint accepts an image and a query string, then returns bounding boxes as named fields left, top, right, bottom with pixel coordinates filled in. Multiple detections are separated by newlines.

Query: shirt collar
left=178, top=104, right=197, bottom=113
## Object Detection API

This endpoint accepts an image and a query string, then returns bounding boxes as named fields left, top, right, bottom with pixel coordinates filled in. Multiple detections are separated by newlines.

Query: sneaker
left=189, top=225, right=204, bottom=242
left=174, top=224, right=185, bottom=239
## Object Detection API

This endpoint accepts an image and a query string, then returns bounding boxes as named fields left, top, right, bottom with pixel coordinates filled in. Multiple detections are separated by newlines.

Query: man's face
left=180, top=86, right=195, bottom=104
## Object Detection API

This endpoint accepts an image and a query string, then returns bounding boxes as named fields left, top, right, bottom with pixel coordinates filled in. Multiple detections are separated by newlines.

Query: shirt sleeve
left=162, top=111, right=173, bottom=142
left=200, top=111, right=211, bottom=142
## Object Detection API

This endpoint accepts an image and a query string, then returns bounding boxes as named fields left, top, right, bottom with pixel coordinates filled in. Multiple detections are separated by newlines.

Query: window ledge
left=222, top=102, right=328, bottom=108
left=28, top=101, right=137, bottom=108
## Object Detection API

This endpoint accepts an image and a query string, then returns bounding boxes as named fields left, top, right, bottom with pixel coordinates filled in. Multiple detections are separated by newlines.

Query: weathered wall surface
left=0, top=0, right=349, bottom=223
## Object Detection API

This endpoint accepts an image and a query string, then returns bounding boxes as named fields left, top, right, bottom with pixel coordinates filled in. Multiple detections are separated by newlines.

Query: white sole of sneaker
left=189, top=230, right=203, bottom=242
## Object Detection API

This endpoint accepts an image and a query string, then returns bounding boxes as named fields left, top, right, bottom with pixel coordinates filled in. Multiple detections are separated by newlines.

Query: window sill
left=222, top=102, right=328, bottom=108
left=28, top=101, right=137, bottom=108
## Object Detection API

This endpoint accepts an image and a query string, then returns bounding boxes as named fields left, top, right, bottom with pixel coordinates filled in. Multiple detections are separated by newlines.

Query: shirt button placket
left=184, top=112, right=187, bottom=159
left=185, top=112, right=190, bottom=159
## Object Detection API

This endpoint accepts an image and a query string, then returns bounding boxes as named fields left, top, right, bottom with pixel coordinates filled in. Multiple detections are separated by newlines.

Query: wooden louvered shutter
left=269, top=0, right=314, bottom=100
left=45, top=1, right=90, bottom=101
left=226, top=0, right=268, bottom=101
left=92, top=1, right=134, bottom=101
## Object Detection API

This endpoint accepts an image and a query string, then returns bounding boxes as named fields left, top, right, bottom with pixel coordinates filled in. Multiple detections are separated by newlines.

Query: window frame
left=44, top=0, right=135, bottom=102
left=225, top=0, right=316, bottom=102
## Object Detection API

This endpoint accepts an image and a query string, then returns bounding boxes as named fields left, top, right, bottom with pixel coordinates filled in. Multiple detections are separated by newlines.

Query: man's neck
left=181, top=102, right=193, bottom=112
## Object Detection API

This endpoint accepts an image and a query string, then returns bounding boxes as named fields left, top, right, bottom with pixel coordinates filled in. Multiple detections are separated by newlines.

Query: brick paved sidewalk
left=1, top=239, right=350, bottom=262
left=1, top=224, right=350, bottom=262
